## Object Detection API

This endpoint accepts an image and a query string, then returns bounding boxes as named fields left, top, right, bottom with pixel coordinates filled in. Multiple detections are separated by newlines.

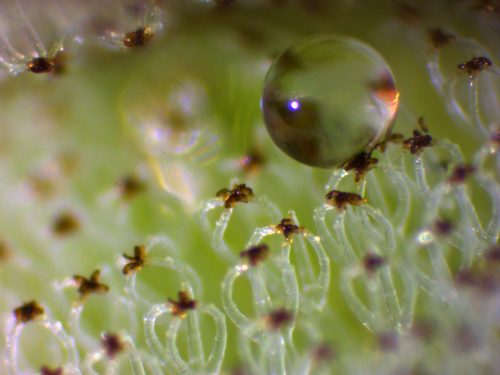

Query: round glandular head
left=262, top=36, right=399, bottom=168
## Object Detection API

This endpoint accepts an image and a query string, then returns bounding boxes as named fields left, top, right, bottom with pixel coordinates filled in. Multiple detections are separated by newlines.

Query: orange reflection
left=371, top=72, right=400, bottom=119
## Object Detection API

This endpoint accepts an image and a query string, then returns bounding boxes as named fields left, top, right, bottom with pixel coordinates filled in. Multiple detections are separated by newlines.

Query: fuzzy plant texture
left=0, top=1, right=499, bottom=375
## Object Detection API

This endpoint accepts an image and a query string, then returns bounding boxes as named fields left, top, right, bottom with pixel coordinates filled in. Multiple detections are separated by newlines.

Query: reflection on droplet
left=262, top=36, right=399, bottom=168
left=122, top=80, right=220, bottom=208
left=288, top=99, right=300, bottom=111
left=418, top=230, right=435, bottom=244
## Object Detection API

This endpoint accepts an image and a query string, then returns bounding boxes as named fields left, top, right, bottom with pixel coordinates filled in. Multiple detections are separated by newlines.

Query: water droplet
left=262, top=36, right=399, bottom=168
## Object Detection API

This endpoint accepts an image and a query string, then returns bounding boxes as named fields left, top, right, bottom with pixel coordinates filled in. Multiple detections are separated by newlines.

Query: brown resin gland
left=325, top=190, right=367, bottom=211
left=168, top=291, right=197, bottom=319
left=433, top=219, right=454, bottom=236
left=52, top=211, right=80, bottom=236
left=341, top=152, right=379, bottom=182
left=428, top=28, right=455, bottom=50
left=363, top=253, right=386, bottom=273
left=216, top=183, right=254, bottom=208
left=14, top=300, right=44, bottom=324
left=118, top=174, right=146, bottom=200
left=0, top=240, right=10, bottom=261
left=275, top=218, right=304, bottom=239
left=458, top=56, right=492, bottom=77
left=122, top=245, right=147, bottom=275
left=240, top=244, right=270, bottom=266
left=265, top=308, right=294, bottom=330
left=40, top=366, right=63, bottom=375
left=26, top=57, right=54, bottom=73
left=73, top=270, right=109, bottom=300
left=123, top=27, right=155, bottom=48
left=101, top=332, right=126, bottom=359
left=312, top=343, right=335, bottom=363
left=26, top=51, right=66, bottom=74
left=403, top=130, right=433, bottom=154
left=448, top=164, right=476, bottom=184
left=402, top=116, right=433, bottom=155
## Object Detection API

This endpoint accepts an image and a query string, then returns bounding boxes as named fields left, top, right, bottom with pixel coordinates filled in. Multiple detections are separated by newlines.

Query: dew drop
left=262, top=36, right=400, bottom=168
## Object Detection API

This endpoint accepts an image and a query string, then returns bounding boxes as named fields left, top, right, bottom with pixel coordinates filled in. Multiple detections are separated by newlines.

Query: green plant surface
left=0, top=1, right=499, bottom=374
